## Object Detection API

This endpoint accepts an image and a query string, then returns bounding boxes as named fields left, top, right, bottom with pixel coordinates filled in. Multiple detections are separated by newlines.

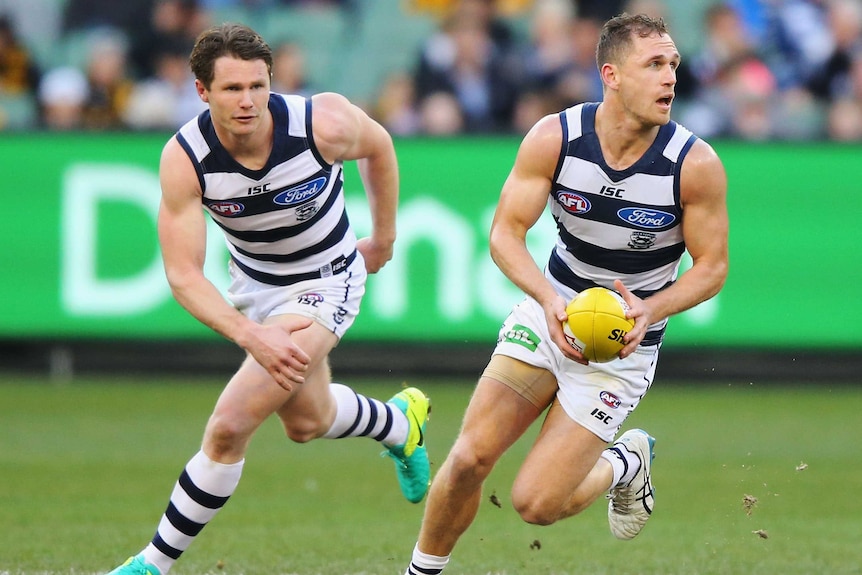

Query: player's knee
left=281, top=416, right=324, bottom=443
left=446, top=441, right=497, bottom=484
left=204, top=413, right=252, bottom=457
left=512, top=499, right=559, bottom=526
left=511, top=487, right=563, bottom=526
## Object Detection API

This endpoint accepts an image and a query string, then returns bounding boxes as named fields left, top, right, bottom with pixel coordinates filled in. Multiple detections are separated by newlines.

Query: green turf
left=1, top=375, right=860, bottom=574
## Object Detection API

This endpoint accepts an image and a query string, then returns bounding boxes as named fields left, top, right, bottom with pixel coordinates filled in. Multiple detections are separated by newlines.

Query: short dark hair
left=596, top=13, right=669, bottom=69
left=189, top=23, right=273, bottom=89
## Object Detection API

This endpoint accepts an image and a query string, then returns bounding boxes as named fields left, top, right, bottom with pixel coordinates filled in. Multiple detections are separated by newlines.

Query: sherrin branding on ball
left=562, top=287, right=635, bottom=363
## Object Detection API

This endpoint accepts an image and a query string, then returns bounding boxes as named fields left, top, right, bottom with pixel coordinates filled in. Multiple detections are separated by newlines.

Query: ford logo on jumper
left=617, top=207, right=676, bottom=229
left=274, top=176, right=327, bottom=206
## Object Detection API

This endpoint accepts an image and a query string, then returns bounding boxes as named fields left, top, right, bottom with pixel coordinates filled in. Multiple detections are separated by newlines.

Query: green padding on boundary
left=1, top=133, right=859, bottom=348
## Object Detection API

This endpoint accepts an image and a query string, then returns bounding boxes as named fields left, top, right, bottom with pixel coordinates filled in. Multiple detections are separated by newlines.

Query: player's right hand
left=544, top=294, right=588, bottom=365
left=246, top=318, right=313, bottom=391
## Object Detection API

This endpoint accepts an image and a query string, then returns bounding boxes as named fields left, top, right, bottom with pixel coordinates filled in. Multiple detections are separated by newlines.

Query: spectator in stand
left=37, top=66, right=89, bottom=130
left=561, top=17, right=604, bottom=102
left=129, top=0, right=210, bottom=80
left=79, top=32, right=135, bottom=130
left=410, top=0, right=530, bottom=39
left=825, top=49, right=862, bottom=140
left=685, top=3, right=762, bottom=96
left=678, top=3, right=779, bottom=139
left=807, top=0, right=862, bottom=102
left=418, top=91, right=465, bottom=134
left=270, top=41, right=312, bottom=96
left=373, top=71, right=422, bottom=136
left=0, top=14, right=40, bottom=95
left=765, top=0, right=834, bottom=89
left=123, top=36, right=207, bottom=130
left=0, top=13, right=41, bottom=130
left=512, top=0, right=576, bottom=132
left=413, top=0, right=521, bottom=133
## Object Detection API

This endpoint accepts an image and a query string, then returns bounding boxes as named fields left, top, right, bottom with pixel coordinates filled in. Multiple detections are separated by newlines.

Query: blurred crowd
left=1, top=0, right=861, bottom=140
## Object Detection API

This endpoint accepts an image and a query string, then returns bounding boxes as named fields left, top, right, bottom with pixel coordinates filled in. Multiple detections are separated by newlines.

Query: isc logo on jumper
left=209, top=202, right=244, bottom=216
left=274, top=176, right=327, bottom=206
left=556, top=191, right=591, bottom=214
left=617, top=207, right=676, bottom=229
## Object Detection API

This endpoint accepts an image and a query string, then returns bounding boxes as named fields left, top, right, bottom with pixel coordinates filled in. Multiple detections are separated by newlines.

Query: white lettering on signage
left=61, top=164, right=230, bottom=315
left=60, top=164, right=716, bottom=329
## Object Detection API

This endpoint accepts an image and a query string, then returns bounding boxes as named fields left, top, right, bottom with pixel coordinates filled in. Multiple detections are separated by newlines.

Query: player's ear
left=195, top=79, right=209, bottom=103
left=600, top=63, right=620, bottom=91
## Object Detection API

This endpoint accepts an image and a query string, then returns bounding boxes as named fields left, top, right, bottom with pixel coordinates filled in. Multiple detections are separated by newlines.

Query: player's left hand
left=356, top=236, right=394, bottom=274
left=614, top=279, right=650, bottom=358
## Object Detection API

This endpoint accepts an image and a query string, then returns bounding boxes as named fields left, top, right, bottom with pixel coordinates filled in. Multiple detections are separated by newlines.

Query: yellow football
left=562, top=287, right=635, bottom=363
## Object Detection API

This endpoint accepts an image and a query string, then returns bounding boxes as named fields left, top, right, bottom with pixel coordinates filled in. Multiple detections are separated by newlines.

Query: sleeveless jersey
left=547, top=103, right=697, bottom=345
left=175, top=93, right=356, bottom=286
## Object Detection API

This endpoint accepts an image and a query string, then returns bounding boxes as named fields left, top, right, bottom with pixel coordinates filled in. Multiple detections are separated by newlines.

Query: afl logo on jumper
left=599, top=391, right=622, bottom=409
left=556, top=191, right=591, bottom=214
left=209, top=201, right=245, bottom=216
left=617, top=207, right=676, bottom=229
left=274, top=176, right=327, bottom=206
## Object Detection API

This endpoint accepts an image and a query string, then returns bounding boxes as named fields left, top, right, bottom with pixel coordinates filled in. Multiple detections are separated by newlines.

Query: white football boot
left=607, top=428, right=655, bottom=540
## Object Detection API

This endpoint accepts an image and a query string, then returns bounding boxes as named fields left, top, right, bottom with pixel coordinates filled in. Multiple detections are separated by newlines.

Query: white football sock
left=601, top=442, right=641, bottom=488
left=406, top=543, right=450, bottom=575
left=322, top=383, right=407, bottom=446
left=140, top=450, right=243, bottom=574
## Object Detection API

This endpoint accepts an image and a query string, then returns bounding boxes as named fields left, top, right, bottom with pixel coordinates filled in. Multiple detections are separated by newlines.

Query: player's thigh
left=513, top=400, right=607, bottom=503
left=451, top=361, right=554, bottom=470
left=269, top=316, right=340, bottom=430
left=483, top=353, right=558, bottom=412
left=212, top=317, right=338, bottom=431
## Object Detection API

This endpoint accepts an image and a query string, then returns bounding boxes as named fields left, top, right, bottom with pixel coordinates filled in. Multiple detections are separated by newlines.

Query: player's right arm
left=489, top=114, right=587, bottom=365
left=158, top=137, right=311, bottom=389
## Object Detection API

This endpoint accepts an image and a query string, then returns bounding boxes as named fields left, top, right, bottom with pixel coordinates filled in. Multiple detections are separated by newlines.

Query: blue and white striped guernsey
left=547, top=103, right=697, bottom=346
left=175, top=93, right=357, bottom=286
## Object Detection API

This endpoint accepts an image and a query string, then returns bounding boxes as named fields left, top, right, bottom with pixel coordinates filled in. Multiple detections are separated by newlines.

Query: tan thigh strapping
left=482, top=354, right=558, bottom=411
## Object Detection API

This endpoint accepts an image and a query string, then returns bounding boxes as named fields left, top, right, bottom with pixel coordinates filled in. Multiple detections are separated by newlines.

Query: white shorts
left=491, top=296, right=659, bottom=442
left=226, top=255, right=367, bottom=339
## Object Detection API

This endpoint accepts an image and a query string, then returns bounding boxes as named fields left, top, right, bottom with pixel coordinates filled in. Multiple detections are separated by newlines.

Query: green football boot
left=106, top=555, right=160, bottom=575
left=384, top=386, right=431, bottom=503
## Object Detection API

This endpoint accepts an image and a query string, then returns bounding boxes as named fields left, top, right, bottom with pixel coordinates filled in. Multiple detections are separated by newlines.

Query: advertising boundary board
left=1, top=134, right=860, bottom=352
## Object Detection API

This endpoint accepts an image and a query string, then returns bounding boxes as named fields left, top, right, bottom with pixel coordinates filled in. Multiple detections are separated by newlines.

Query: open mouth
left=658, top=96, right=673, bottom=107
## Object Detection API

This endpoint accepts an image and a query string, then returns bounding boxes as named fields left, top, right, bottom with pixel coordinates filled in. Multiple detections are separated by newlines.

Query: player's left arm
left=311, top=92, right=399, bottom=274
left=617, top=138, right=729, bottom=356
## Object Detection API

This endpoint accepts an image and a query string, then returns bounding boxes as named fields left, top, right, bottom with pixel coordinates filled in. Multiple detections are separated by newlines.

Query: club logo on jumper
left=556, top=191, right=591, bottom=214
left=618, top=207, right=676, bottom=229
left=500, top=323, right=540, bottom=352
left=628, top=231, right=657, bottom=250
left=599, top=390, right=622, bottom=409
left=274, top=176, right=327, bottom=206
left=295, top=201, right=319, bottom=222
left=298, top=293, right=324, bottom=307
left=209, top=201, right=245, bottom=216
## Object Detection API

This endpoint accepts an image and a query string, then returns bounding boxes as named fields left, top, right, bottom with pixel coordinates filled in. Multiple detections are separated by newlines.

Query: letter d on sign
left=61, top=164, right=168, bottom=315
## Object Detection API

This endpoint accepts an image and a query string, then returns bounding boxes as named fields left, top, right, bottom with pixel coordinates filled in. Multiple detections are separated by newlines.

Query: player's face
left=198, top=56, right=271, bottom=136
left=617, top=32, right=679, bottom=127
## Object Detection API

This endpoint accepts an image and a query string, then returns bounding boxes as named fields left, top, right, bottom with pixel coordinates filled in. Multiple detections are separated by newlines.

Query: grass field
left=1, top=374, right=861, bottom=575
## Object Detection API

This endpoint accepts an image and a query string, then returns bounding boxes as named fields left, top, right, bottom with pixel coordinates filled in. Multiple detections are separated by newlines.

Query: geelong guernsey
left=547, top=103, right=697, bottom=346
left=175, top=93, right=356, bottom=286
